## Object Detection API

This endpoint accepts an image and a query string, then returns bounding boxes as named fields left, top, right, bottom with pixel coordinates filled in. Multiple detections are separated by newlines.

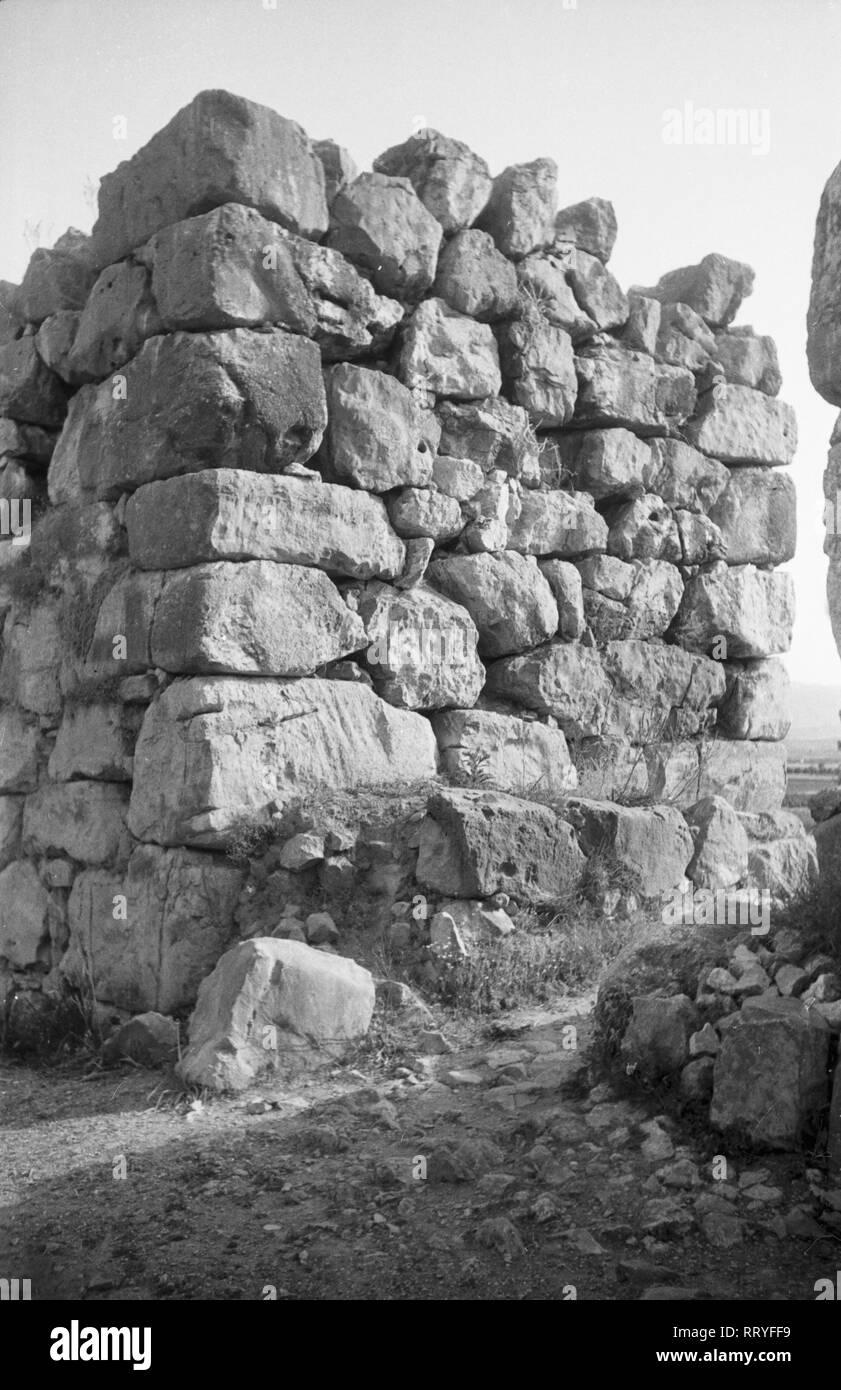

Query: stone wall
left=0, top=89, right=803, bottom=1033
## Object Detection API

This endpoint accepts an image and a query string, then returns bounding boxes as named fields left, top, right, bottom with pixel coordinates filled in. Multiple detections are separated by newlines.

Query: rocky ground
left=2, top=992, right=838, bottom=1303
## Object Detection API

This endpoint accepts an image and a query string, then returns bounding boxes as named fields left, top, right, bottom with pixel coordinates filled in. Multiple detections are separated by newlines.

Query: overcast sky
left=3, top=0, right=841, bottom=688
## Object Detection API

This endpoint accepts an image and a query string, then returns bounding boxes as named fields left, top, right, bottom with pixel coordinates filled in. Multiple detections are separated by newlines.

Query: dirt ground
left=1, top=992, right=838, bottom=1303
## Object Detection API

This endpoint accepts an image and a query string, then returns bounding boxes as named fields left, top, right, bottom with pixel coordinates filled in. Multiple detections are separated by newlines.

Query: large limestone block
left=399, top=298, right=501, bottom=399
left=683, top=795, right=749, bottom=889
left=685, top=385, right=796, bottom=466
left=695, top=740, right=786, bottom=813
left=433, top=708, right=577, bottom=797
left=427, top=551, right=558, bottom=657
left=516, top=252, right=597, bottom=342
left=672, top=562, right=795, bottom=659
left=61, top=845, right=243, bottom=1014
left=553, top=197, right=618, bottom=263
left=48, top=328, right=326, bottom=503
left=436, top=398, right=538, bottom=483
left=16, top=230, right=96, bottom=324
left=539, top=560, right=585, bottom=639
left=313, top=139, right=357, bottom=204
left=128, top=677, right=438, bottom=849
left=653, top=302, right=718, bottom=374
left=142, top=203, right=401, bottom=359
left=746, top=831, right=818, bottom=906
left=605, top=495, right=681, bottom=564
left=373, top=129, right=492, bottom=232
left=647, top=438, right=730, bottom=512
left=0, top=598, right=63, bottom=717
left=125, top=468, right=405, bottom=579
left=324, top=364, right=429, bottom=492
left=23, top=781, right=129, bottom=865
left=0, top=417, right=56, bottom=467
left=0, top=796, right=23, bottom=872
left=48, top=703, right=137, bottom=782
left=0, top=860, right=58, bottom=967
left=711, top=999, right=829, bottom=1148
left=326, top=172, right=443, bottom=301
left=637, top=253, right=754, bottom=328
left=548, top=427, right=655, bottom=500
left=709, top=467, right=796, bottom=565
left=0, top=708, right=42, bottom=793
left=150, top=561, right=365, bottom=676
left=357, top=581, right=484, bottom=709
left=714, top=327, right=781, bottom=395
left=64, top=259, right=162, bottom=382
left=565, top=799, right=693, bottom=894
left=573, top=345, right=696, bottom=433
left=0, top=338, right=67, bottom=427
left=497, top=311, right=577, bottom=426
left=506, top=488, right=607, bottom=558
left=475, top=158, right=557, bottom=259
left=177, top=938, right=375, bottom=1093
left=416, top=786, right=585, bottom=902
left=576, top=556, right=683, bottom=643
left=564, top=248, right=629, bottom=332
left=432, top=229, right=518, bottom=321
left=717, top=659, right=790, bottom=740
left=91, top=89, right=328, bottom=267
left=809, top=159, right=841, bottom=404
left=387, top=486, right=463, bottom=542
left=486, top=639, right=724, bottom=742
left=571, top=737, right=785, bottom=812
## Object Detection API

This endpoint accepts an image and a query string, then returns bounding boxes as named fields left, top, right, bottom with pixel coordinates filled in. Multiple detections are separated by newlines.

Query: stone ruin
left=0, top=89, right=834, bottom=1154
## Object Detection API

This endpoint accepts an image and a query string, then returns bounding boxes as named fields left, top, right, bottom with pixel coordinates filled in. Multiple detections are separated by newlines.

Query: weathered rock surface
left=714, top=327, right=781, bottom=395
left=126, top=469, right=405, bottom=579
left=373, top=130, right=492, bottom=232
left=475, top=158, right=557, bottom=259
left=149, top=561, right=366, bottom=675
left=141, top=202, right=402, bottom=359
left=62, top=258, right=163, bottom=382
left=49, top=703, right=137, bottom=782
left=709, top=467, right=796, bottom=565
left=128, top=678, right=437, bottom=848
left=647, top=438, right=730, bottom=512
left=416, top=786, right=585, bottom=902
left=387, top=486, right=463, bottom=542
left=506, top=488, right=607, bottom=558
left=553, top=197, right=617, bottom=263
left=23, top=781, right=129, bottom=865
left=808, top=158, right=841, bottom=404
left=566, top=799, right=693, bottom=894
left=323, top=364, right=430, bottom=491
left=486, top=639, right=724, bottom=742
left=711, top=998, right=829, bottom=1148
left=497, top=310, right=577, bottom=426
left=427, top=551, right=559, bottom=657
left=672, top=563, right=795, bottom=658
left=516, top=252, right=597, bottom=341
left=433, top=230, right=518, bottom=322
left=576, top=556, right=683, bottom=642
left=538, top=560, right=585, bottom=639
left=684, top=385, right=796, bottom=466
left=399, top=297, right=501, bottom=399
left=91, top=89, right=329, bottom=267
left=62, top=845, right=243, bottom=1013
left=573, top=345, right=696, bottom=433
left=717, top=659, right=790, bottom=740
left=432, top=708, right=577, bottom=796
left=0, top=861, right=58, bottom=967
left=326, top=172, right=443, bottom=301
left=549, top=427, right=655, bottom=500
left=358, top=581, right=484, bottom=709
left=637, top=254, right=754, bottom=328
left=683, top=795, right=749, bottom=889
left=619, top=995, right=697, bottom=1079
left=177, top=938, right=375, bottom=1093
left=0, top=339, right=67, bottom=427
left=49, top=328, right=326, bottom=503
left=16, top=229, right=96, bottom=324
left=437, top=398, right=538, bottom=483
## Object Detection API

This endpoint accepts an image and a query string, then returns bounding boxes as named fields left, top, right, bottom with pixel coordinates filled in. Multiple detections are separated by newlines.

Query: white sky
left=2, top=0, right=841, bottom=686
